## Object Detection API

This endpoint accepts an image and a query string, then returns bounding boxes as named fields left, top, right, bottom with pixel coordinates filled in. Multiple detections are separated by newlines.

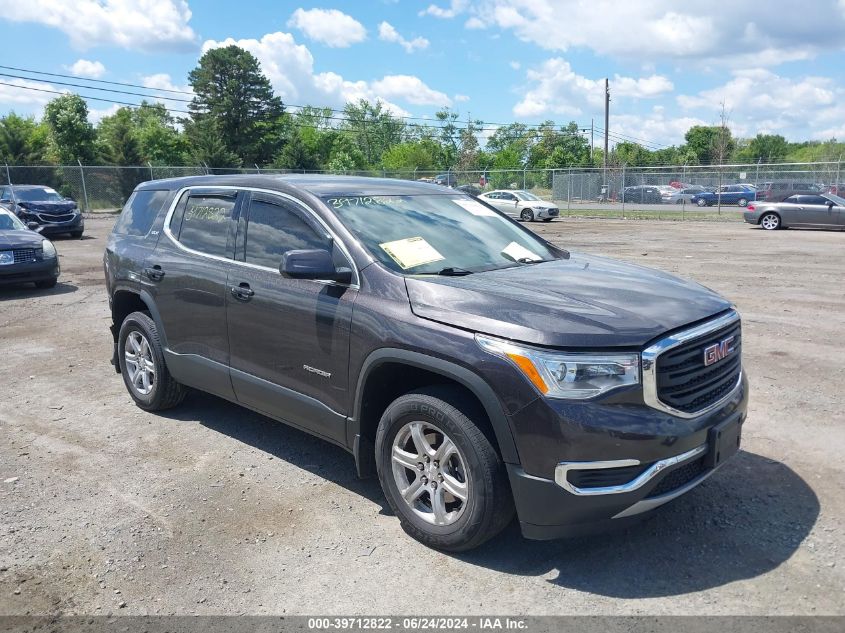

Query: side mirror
left=27, top=221, right=41, bottom=232
left=828, top=201, right=835, bottom=209
left=280, top=249, right=352, bottom=284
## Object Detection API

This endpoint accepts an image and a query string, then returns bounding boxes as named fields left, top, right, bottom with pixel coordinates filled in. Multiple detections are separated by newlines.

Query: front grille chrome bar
left=554, top=444, right=707, bottom=496
left=642, top=309, right=742, bottom=419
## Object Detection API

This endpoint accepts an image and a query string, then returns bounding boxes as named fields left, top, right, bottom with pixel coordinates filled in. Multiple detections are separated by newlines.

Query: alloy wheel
left=761, top=213, right=780, bottom=230
left=124, top=331, right=156, bottom=396
left=391, top=421, right=469, bottom=526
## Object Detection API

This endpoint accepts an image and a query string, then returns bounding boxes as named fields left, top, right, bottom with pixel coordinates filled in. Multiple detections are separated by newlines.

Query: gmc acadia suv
left=104, top=175, right=748, bottom=551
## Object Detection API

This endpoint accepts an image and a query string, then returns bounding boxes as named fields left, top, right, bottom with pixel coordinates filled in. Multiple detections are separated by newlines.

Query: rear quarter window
left=112, top=189, right=170, bottom=237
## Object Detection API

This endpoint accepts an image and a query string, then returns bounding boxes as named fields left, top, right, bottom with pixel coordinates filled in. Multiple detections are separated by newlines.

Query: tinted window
left=799, top=195, right=830, bottom=205
left=244, top=194, right=330, bottom=269
left=783, top=195, right=801, bottom=203
left=113, top=189, right=170, bottom=237
left=12, top=187, right=65, bottom=202
left=175, top=193, right=236, bottom=257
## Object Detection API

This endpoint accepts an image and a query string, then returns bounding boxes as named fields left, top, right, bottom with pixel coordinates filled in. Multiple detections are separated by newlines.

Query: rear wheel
left=696, top=198, right=707, bottom=207
left=375, top=386, right=514, bottom=551
left=118, top=311, right=186, bottom=411
left=760, top=212, right=781, bottom=230
left=520, top=209, right=534, bottom=222
left=738, top=197, right=749, bottom=207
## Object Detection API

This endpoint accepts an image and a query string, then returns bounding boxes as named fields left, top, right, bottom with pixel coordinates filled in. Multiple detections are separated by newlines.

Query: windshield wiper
left=418, top=266, right=474, bottom=276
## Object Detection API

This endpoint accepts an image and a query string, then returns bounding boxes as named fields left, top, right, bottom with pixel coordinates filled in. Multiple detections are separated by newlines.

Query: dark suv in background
left=0, top=185, right=84, bottom=238
left=105, top=175, right=748, bottom=551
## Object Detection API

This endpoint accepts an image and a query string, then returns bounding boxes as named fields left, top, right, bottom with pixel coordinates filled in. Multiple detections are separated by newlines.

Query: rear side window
left=243, top=194, right=330, bottom=269
left=172, top=193, right=237, bottom=258
left=799, top=195, right=829, bottom=205
left=112, top=189, right=170, bottom=236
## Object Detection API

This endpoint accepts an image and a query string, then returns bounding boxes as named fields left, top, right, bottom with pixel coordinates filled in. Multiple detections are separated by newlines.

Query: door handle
left=144, top=265, right=165, bottom=281
left=230, top=283, right=254, bottom=301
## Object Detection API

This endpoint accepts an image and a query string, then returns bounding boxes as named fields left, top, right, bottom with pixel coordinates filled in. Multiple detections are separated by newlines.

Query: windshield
left=0, top=211, right=27, bottom=231
left=825, top=193, right=845, bottom=206
left=514, top=190, right=541, bottom=201
left=323, top=194, right=563, bottom=274
left=13, top=187, right=65, bottom=202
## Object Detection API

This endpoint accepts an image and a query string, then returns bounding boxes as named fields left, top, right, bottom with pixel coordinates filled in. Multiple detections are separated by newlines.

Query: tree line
left=1, top=45, right=843, bottom=174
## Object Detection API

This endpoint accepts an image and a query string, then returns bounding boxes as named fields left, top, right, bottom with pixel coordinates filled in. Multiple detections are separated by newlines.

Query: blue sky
left=1, top=0, right=844, bottom=149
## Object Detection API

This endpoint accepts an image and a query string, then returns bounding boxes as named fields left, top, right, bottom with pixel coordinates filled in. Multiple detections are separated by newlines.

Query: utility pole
left=603, top=78, right=610, bottom=183
left=590, top=118, right=594, bottom=162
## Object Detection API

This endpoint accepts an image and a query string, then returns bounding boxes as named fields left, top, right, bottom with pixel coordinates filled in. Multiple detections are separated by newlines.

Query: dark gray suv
left=104, top=175, right=748, bottom=551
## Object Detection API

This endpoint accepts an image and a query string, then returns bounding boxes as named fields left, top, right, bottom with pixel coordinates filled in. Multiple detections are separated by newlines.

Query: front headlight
left=41, top=239, right=56, bottom=259
left=476, top=334, right=640, bottom=399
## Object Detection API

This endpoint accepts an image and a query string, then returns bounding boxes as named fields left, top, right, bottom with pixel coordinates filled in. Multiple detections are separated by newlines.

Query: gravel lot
left=1, top=216, right=843, bottom=616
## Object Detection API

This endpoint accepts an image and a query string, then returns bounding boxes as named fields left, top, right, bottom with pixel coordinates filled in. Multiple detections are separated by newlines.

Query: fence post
left=4, top=163, right=11, bottom=187
left=621, top=165, right=626, bottom=218
left=837, top=155, right=842, bottom=192
left=147, top=161, right=154, bottom=181
left=567, top=167, right=572, bottom=215
left=522, top=167, right=526, bottom=190
left=201, top=161, right=209, bottom=175
left=255, top=163, right=261, bottom=174
left=77, top=160, right=90, bottom=212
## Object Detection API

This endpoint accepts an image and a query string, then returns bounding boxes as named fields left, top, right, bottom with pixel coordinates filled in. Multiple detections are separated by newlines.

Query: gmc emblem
left=703, top=335, right=736, bottom=366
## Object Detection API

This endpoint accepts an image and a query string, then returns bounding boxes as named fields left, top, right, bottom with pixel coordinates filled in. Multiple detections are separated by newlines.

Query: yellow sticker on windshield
left=379, top=237, right=445, bottom=270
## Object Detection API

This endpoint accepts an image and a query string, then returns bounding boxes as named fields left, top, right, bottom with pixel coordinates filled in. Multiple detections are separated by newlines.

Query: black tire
left=70, top=230, right=83, bottom=239
left=35, top=277, right=57, bottom=289
left=117, top=311, right=186, bottom=411
left=542, top=218, right=553, bottom=222
left=375, top=386, right=514, bottom=551
left=738, top=198, right=748, bottom=207
left=520, top=209, right=534, bottom=222
left=759, top=212, right=781, bottom=230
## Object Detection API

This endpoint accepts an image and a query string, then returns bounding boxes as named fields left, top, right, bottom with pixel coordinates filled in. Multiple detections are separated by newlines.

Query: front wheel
left=696, top=198, right=707, bottom=207
left=760, top=212, right=781, bottom=230
left=738, top=198, right=748, bottom=207
left=520, top=209, right=534, bottom=222
left=542, top=218, right=553, bottom=222
left=118, top=311, right=186, bottom=410
left=375, top=386, right=514, bottom=551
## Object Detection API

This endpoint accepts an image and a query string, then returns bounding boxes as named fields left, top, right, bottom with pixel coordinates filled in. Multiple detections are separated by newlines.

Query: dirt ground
left=1, top=216, right=843, bottom=616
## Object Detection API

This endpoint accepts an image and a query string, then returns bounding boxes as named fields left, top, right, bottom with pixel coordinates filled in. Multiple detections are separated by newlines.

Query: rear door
left=146, top=187, right=243, bottom=399
left=225, top=191, right=357, bottom=444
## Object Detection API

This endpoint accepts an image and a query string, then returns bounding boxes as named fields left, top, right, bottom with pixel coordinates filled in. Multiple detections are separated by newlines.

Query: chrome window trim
left=554, top=444, right=707, bottom=496
left=642, top=309, right=742, bottom=419
left=162, top=185, right=360, bottom=289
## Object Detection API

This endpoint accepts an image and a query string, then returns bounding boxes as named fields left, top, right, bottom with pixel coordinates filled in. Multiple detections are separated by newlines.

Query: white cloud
left=0, top=78, right=63, bottom=108
left=419, top=0, right=469, bottom=18
left=454, top=94, right=470, bottom=102
left=513, top=58, right=673, bottom=117
left=370, top=75, right=451, bottom=106
left=201, top=32, right=451, bottom=115
left=139, top=73, right=194, bottom=113
left=88, top=103, right=121, bottom=124
left=287, top=8, right=366, bottom=48
left=378, top=21, right=430, bottom=53
left=67, top=59, right=105, bottom=79
left=0, top=0, right=197, bottom=52
left=677, top=68, right=845, bottom=140
left=443, top=0, right=845, bottom=66
left=611, top=107, right=708, bottom=148
left=509, top=61, right=521, bottom=70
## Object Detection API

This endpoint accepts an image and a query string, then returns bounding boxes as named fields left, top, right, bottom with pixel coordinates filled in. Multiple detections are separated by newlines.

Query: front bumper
left=22, top=211, right=84, bottom=235
left=0, top=257, right=60, bottom=286
left=505, top=372, right=748, bottom=540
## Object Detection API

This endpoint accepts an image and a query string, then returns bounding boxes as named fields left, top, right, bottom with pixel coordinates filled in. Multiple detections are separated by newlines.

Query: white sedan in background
left=477, top=189, right=560, bottom=222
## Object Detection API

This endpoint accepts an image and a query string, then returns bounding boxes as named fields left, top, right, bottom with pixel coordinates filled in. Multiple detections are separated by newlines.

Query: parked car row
left=0, top=184, right=85, bottom=238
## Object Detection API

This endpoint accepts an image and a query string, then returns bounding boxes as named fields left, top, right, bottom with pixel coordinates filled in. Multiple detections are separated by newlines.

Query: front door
left=796, top=195, right=839, bottom=226
left=147, top=188, right=243, bottom=399
left=226, top=191, right=357, bottom=444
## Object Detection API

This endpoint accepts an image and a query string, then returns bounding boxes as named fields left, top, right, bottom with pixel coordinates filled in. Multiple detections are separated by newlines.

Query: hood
left=17, top=200, right=77, bottom=215
left=404, top=253, right=732, bottom=348
left=0, top=229, right=45, bottom=250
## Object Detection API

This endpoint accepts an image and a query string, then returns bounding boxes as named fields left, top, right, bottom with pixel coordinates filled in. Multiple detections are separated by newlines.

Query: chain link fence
left=2, top=161, right=842, bottom=218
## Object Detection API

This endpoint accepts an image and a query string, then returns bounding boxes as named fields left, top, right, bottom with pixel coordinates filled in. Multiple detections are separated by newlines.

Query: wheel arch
left=349, top=349, right=520, bottom=478
left=110, top=286, right=169, bottom=371
left=759, top=210, right=782, bottom=227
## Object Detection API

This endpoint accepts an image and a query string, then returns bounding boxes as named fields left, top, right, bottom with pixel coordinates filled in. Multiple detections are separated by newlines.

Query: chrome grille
left=642, top=311, right=742, bottom=418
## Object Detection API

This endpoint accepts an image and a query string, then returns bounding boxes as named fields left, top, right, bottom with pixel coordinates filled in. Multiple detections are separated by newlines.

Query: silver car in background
left=477, top=190, right=559, bottom=222
left=744, top=192, right=845, bottom=230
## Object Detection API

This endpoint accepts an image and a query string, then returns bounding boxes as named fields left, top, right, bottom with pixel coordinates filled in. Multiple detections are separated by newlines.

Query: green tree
left=382, top=140, right=440, bottom=171
left=96, top=107, right=144, bottom=199
left=0, top=113, right=49, bottom=163
left=188, top=45, right=284, bottom=164
left=341, top=100, right=404, bottom=167
left=684, top=125, right=734, bottom=164
left=271, top=130, right=319, bottom=171
left=184, top=117, right=240, bottom=168
left=43, top=94, right=96, bottom=164
left=131, top=102, right=189, bottom=165
left=735, top=133, right=789, bottom=163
